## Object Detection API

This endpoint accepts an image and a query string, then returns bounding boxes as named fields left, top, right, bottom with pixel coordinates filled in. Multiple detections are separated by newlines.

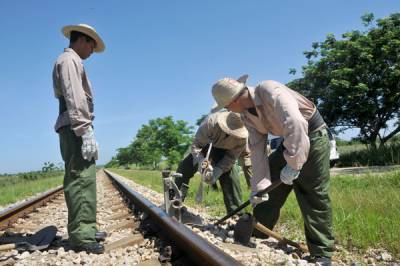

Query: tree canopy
left=108, top=116, right=193, bottom=168
left=289, top=13, right=400, bottom=148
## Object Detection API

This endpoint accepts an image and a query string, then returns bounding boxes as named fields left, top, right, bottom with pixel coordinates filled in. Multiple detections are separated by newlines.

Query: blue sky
left=0, top=1, right=398, bottom=174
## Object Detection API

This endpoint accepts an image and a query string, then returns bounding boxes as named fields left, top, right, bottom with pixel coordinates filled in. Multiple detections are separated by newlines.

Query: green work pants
left=175, top=147, right=243, bottom=213
left=59, top=126, right=97, bottom=247
left=253, top=128, right=334, bottom=258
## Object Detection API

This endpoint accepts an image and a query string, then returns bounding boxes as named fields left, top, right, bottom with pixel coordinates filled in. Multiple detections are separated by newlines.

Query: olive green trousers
left=254, top=128, right=334, bottom=257
left=59, top=127, right=97, bottom=247
left=175, top=147, right=243, bottom=213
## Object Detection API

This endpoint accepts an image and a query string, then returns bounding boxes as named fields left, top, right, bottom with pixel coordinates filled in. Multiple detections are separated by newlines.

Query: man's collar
left=64, top=48, right=82, bottom=62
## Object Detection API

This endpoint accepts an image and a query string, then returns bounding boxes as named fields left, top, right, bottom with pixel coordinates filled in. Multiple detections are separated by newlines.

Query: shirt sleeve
left=269, top=85, right=310, bottom=170
left=245, top=123, right=271, bottom=192
left=191, top=122, right=209, bottom=159
left=57, top=59, right=92, bottom=136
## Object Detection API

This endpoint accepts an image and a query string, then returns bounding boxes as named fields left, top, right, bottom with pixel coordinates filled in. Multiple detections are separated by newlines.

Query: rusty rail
left=104, top=169, right=242, bottom=266
left=0, top=186, right=63, bottom=230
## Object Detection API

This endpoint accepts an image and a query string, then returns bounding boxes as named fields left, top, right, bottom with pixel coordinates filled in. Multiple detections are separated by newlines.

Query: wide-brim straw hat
left=211, top=74, right=249, bottom=113
left=217, top=111, right=248, bottom=139
left=62, top=24, right=105, bottom=53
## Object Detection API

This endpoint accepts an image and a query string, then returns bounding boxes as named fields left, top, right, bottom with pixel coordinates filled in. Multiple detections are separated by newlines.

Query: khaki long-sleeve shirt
left=191, top=112, right=247, bottom=173
left=241, top=80, right=316, bottom=192
left=53, top=48, right=94, bottom=136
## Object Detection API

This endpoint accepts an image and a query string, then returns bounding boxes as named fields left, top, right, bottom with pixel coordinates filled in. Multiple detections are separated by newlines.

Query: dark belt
left=308, top=109, right=326, bottom=133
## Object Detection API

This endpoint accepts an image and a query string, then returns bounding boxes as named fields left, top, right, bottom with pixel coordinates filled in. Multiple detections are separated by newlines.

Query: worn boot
left=310, top=256, right=332, bottom=266
left=74, top=242, right=104, bottom=254
left=95, top=231, right=107, bottom=242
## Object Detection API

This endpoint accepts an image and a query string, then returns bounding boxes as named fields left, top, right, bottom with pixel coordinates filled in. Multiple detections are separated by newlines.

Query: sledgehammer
left=234, top=213, right=309, bottom=253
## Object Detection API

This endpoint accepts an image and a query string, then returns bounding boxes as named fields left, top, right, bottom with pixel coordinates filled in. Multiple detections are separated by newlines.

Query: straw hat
left=62, top=24, right=105, bottom=53
left=211, top=74, right=249, bottom=113
left=216, top=111, right=248, bottom=139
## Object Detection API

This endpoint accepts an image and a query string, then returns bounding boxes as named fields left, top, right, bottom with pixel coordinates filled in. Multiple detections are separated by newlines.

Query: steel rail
left=104, top=169, right=242, bottom=266
left=0, top=186, right=63, bottom=230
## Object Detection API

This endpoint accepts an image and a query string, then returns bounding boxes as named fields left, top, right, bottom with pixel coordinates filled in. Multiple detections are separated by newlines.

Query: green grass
left=0, top=174, right=63, bottom=206
left=108, top=168, right=400, bottom=258
left=336, top=140, right=400, bottom=167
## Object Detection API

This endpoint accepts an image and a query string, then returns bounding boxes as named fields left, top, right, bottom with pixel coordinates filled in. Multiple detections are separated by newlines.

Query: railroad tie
left=105, top=219, right=140, bottom=232
left=109, top=204, right=127, bottom=212
left=105, top=211, right=132, bottom=221
left=136, top=259, right=164, bottom=266
left=105, top=234, right=144, bottom=251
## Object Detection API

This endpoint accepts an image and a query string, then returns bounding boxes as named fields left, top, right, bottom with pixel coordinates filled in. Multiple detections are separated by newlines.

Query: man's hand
left=280, top=164, right=300, bottom=185
left=203, top=166, right=223, bottom=185
left=81, top=127, right=98, bottom=161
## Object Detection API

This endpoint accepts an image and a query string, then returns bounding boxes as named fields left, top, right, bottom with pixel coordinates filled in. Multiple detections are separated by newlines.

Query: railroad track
left=2, top=170, right=399, bottom=266
left=0, top=169, right=243, bottom=266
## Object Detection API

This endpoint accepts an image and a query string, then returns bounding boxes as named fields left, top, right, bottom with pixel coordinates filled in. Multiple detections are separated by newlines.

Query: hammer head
left=233, top=213, right=255, bottom=245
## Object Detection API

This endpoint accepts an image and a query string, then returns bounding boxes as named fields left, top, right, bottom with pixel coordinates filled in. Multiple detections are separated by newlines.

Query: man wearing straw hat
left=175, top=110, right=248, bottom=213
left=52, top=24, right=105, bottom=254
left=211, top=76, right=334, bottom=265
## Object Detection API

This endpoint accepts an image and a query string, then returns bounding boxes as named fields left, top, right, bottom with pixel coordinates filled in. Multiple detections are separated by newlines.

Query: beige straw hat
left=216, top=111, right=248, bottom=139
left=62, top=24, right=105, bottom=53
left=211, top=74, right=249, bottom=113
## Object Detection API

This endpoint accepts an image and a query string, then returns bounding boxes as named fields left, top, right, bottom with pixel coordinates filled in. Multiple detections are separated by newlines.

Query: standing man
left=211, top=76, right=334, bottom=265
left=175, top=111, right=247, bottom=213
left=52, top=24, right=106, bottom=254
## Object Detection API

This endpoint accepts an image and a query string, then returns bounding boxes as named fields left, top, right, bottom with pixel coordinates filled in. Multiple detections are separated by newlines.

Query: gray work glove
left=81, top=127, right=98, bottom=161
left=280, top=164, right=300, bottom=185
left=249, top=191, right=269, bottom=207
left=203, top=166, right=223, bottom=185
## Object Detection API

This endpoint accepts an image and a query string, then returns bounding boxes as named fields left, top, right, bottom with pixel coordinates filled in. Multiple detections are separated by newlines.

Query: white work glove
left=81, top=127, right=99, bottom=162
left=249, top=191, right=269, bottom=207
left=203, top=166, right=223, bottom=185
left=280, top=164, right=300, bottom=185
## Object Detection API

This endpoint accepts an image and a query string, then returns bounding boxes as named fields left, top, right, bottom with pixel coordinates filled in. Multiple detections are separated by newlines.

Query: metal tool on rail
left=162, top=170, right=184, bottom=222
left=161, top=170, right=203, bottom=225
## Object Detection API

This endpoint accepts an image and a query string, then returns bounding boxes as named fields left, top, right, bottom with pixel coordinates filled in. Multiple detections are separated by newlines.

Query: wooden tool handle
left=0, top=243, right=16, bottom=251
left=254, top=222, right=309, bottom=253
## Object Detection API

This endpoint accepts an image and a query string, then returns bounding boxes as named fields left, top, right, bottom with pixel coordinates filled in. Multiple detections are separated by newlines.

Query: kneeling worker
left=211, top=76, right=334, bottom=265
left=175, top=111, right=248, bottom=213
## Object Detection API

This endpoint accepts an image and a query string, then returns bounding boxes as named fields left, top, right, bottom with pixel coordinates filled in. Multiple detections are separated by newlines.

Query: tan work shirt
left=53, top=48, right=94, bottom=136
left=191, top=112, right=247, bottom=173
left=241, top=80, right=316, bottom=192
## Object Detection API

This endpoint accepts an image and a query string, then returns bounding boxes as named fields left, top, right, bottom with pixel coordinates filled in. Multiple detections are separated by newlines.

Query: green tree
left=289, top=13, right=400, bottom=149
left=42, top=161, right=57, bottom=172
left=112, top=116, right=193, bottom=168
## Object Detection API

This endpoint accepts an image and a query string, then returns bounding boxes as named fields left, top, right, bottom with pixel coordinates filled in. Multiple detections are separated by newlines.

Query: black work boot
left=74, top=242, right=105, bottom=254
left=310, top=256, right=332, bottom=266
left=95, top=231, right=107, bottom=242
